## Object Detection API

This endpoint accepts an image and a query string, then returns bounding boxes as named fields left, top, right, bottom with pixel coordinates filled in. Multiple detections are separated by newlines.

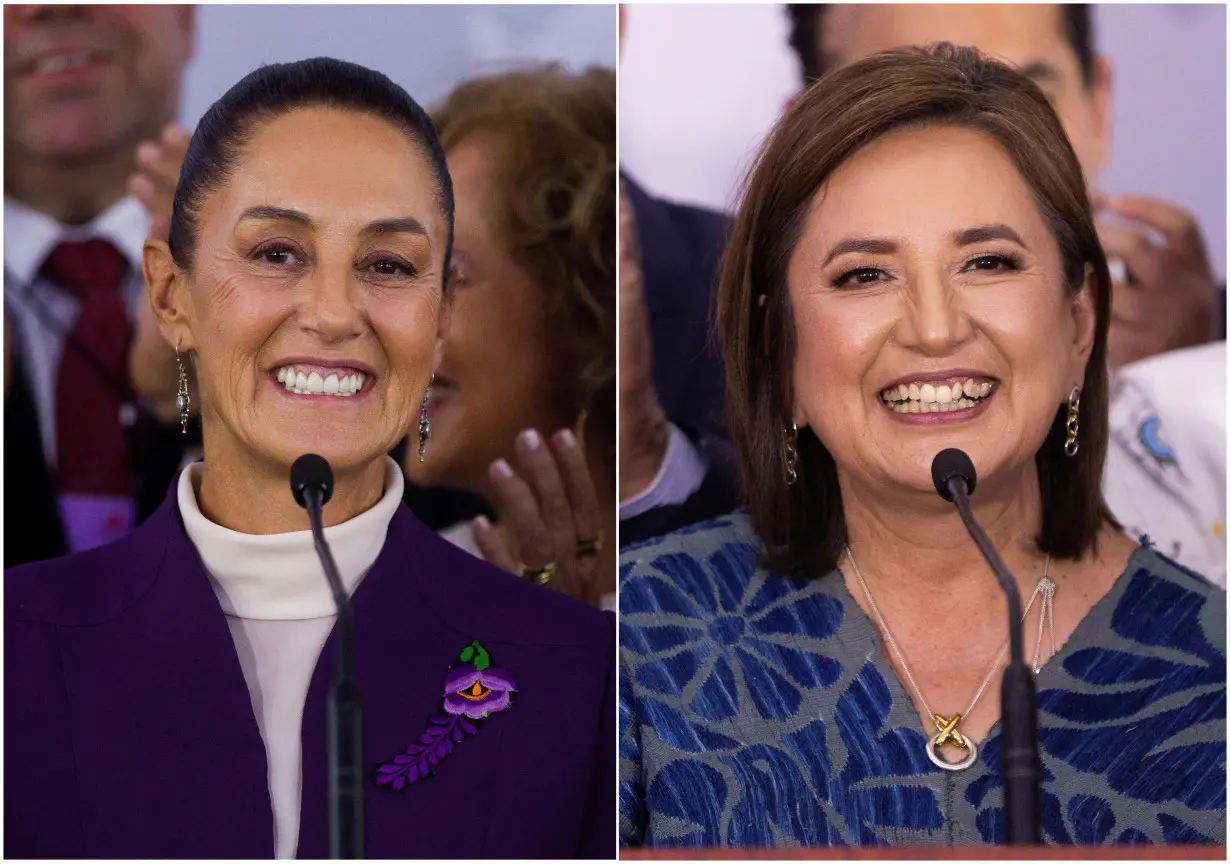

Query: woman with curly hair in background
left=410, top=66, right=617, bottom=609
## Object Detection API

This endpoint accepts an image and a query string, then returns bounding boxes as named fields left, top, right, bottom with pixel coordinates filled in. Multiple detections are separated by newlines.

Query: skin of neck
left=5, top=111, right=170, bottom=225
left=194, top=409, right=389, bottom=535
left=839, top=459, right=1052, bottom=609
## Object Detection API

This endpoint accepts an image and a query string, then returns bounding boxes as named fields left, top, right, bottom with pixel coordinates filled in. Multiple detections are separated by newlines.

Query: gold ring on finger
left=575, top=532, right=604, bottom=557
left=520, top=561, right=557, bottom=586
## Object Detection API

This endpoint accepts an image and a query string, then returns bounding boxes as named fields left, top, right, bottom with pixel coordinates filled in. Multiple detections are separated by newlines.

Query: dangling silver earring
left=418, top=373, right=434, bottom=462
left=784, top=422, right=799, bottom=485
left=1064, top=386, right=1081, bottom=457
left=175, top=338, right=191, bottom=435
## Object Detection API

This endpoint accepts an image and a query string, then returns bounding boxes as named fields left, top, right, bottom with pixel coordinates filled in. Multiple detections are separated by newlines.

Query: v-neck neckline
left=828, top=544, right=1151, bottom=763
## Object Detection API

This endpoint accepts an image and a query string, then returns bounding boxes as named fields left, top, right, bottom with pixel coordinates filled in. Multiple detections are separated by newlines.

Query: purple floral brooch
left=374, top=640, right=515, bottom=790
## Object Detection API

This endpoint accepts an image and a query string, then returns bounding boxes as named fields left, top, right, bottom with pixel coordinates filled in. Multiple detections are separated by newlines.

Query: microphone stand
left=945, top=478, right=1041, bottom=845
left=303, top=487, right=365, bottom=859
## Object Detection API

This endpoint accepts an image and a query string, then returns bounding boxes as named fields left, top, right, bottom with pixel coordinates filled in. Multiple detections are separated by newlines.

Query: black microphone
left=291, top=454, right=364, bottom=859
left=930, top=448, right=1041, bottom=846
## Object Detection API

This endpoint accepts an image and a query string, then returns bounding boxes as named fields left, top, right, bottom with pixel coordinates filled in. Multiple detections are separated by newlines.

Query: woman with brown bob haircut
left=619, top=45, right=1224, bottom=849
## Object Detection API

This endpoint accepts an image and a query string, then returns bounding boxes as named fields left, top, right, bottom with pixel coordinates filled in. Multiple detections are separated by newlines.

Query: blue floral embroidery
left=968, top=568, right=1226, bottom=843
left=623, top=527, right=1226, bottom=849
left=622, top=542, right=842, bottom=723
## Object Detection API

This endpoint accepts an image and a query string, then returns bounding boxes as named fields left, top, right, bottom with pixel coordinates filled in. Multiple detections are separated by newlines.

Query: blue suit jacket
left=5, top=486, right=615, bottom=858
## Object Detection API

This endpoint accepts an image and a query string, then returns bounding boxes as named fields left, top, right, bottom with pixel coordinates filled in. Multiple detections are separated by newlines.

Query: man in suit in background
left=786, top=3, right=1223, bottom=367
left=618, top=7, right=739, bottom=545
left=4, top=4, right=196, bottom=566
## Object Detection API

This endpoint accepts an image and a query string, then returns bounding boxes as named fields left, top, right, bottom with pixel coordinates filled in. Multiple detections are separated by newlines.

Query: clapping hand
left=129, top=123, right=191, bottom=244
left=471, top=428, right=606, bottom=606
left=1095, top=193, right=1217, bottom=368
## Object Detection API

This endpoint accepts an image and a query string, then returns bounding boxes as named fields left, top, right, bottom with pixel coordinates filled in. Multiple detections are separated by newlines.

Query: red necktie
left=43, top=239, right=134, bottom=497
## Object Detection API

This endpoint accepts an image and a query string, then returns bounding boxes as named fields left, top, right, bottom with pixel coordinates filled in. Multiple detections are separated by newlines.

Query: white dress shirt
left=4, top=195, right=150, bottom=467
left=178, top=456, right=404, bottom=858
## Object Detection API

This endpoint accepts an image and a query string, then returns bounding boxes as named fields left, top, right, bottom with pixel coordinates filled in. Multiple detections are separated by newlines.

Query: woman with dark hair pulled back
left=6, top=57, right=614, bottom=859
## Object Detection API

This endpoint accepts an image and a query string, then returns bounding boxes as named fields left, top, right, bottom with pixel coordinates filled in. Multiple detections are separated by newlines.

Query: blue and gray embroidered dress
left=619, top=513, right=1226, bottom=848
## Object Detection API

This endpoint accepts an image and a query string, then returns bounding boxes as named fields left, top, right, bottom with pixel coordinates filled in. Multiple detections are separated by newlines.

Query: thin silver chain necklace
left=844, top=544, right=1057, bottom=772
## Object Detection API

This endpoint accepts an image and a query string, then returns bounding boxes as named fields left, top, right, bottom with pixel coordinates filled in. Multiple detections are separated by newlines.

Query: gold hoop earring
left=784, top=422, right=799, bottom=485
left=1064, top=386, right=1081, bottom=457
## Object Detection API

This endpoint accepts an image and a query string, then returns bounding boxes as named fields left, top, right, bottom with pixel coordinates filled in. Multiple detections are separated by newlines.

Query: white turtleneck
left=178, top=457, right=404, bottom=859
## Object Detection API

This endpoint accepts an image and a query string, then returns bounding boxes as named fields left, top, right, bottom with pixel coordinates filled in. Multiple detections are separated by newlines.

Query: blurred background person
left=408, top=66, right=617, bottom=608
left=617, top=6, right=740, bottom=547
left=785, top=3, right=1222, bottom=367
left=4, top=4, right=195, bottom=566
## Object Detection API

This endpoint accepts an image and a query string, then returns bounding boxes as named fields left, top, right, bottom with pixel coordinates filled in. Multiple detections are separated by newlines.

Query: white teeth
left=273, top=366, right=368, bottom=397
left=908, top=383, right=920, bottom=401
left=36, top=52, right=91, bottom=75
left=919, top=383, right=936, bottom=403
left=963, top=379, right=976, bottom=398
left=936, top=384, right=952, bottom=404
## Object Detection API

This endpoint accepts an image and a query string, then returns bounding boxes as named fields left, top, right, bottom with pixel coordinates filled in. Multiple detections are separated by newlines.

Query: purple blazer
left=6, top=485, right=615, bottom=858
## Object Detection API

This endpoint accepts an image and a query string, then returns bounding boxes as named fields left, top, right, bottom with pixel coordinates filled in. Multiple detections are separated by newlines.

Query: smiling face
left=174, top=106, right=447, bottom=476
left=787, top=124, right=1095, bottom=498
left=4, top=4, right=192, bottom=159
left=407, top=136, right=566, bottom=493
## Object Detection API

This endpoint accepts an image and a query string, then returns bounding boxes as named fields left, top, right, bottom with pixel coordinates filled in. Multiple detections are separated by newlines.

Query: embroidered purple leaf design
left=374, top=641, right=516, bottom=791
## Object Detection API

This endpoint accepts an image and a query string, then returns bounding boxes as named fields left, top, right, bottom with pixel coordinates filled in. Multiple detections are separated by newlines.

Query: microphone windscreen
left=291, top=453, right=334, bottom=508
left=931, top=448, right=977, bottom=501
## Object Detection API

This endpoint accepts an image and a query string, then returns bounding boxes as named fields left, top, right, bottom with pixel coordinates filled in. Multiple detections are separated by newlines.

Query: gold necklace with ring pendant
left=844, top=544, right=1057, bottom=772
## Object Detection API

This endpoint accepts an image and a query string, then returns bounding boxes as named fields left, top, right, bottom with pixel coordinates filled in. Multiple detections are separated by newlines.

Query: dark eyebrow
left=364, top=217, right=428, bottom=237
left=822, top=238, right=898, bottom=267
left=238, top=205, right=313, bottom=227
left=1019, top=61, right=1060, bottom=83
left=953, top=224, right=1029, bottom=249
left=236, top=208, right=429, bottom=244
